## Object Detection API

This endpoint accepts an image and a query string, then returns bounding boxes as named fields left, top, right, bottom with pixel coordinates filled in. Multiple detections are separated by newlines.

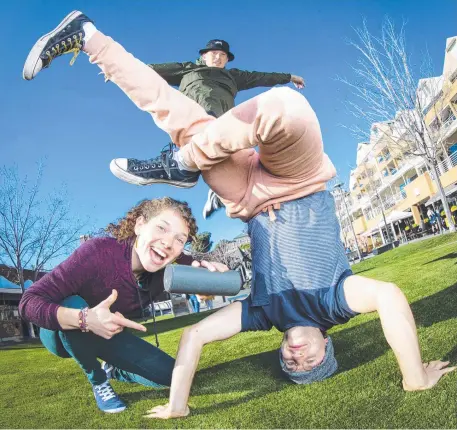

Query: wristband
left=78, top=307, right=89, bottom=332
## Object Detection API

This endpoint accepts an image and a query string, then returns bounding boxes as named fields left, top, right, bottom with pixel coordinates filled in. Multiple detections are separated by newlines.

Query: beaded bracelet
left=78, top=307, right=89, bottom=332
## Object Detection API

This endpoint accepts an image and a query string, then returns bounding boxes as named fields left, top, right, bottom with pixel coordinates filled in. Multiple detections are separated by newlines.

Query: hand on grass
left=86, top=289, right=146, bottom=339
left=143, top=403, right=190, bottom=419
left=402, top=360, right=456, bottom=391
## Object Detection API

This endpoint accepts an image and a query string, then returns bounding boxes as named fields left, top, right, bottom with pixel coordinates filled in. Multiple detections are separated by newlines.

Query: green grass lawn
left=1, top=234, right=457, bottom=428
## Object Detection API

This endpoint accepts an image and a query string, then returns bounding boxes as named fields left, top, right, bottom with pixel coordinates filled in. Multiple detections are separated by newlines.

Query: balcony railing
left=443, top=114, right=457, bottom=141
left=358, top=195, right=371, bottom=209
left=378, top=158, right=424, bottom=192
left=372, top=207, right=382, bottom=217
left=382, top=191, right=406, bottom=211
left=365, top=210, right=374, bottom=221
left=362, top=191, right=407, bottom=222
left=437, top=150, right=457, bottom=175
left=430, top=112, right=456, bottom=139
left=443, top=113, right=456, bottom=130
left=422, top=90, right=444, bottom=116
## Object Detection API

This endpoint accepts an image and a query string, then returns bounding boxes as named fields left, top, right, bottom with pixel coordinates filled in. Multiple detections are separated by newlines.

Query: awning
left=359, top=211, right=413, bottom=237
left=377, top=211, right=413, bottom=228
left=360, top=227, right=382, bottom=237
left=0, top=288, right=22, bottom=295
left=0, top=276, right=20, bottom=290
left=0, top=276, right=32, bottom=290
left=425, top=183, right=457, bottom=206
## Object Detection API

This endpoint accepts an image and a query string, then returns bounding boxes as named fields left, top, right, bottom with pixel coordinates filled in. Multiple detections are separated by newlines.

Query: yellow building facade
left=337, top=36, right=457, bottom=249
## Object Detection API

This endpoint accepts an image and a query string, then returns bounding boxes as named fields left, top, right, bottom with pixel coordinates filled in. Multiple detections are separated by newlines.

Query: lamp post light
left=333, top=182, right=363, bottom=262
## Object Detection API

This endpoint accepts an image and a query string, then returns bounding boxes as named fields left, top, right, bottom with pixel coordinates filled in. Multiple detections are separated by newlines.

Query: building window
left=418, top=165, right=428, bottom=175
left=450, top=69, right=457, bottom=83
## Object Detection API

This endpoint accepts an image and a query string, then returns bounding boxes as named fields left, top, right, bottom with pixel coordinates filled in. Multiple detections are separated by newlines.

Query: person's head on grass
left=106, top=197, right=197, bottom=273
left=279, top=326, right=337, bottom=384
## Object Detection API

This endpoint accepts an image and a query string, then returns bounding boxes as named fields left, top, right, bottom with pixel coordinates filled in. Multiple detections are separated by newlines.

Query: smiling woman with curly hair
left=19, top=196, right=225, bottom=414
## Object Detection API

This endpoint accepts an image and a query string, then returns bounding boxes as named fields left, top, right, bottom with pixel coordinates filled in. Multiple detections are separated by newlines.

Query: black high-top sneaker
left=110, top=144, right=200, bottom=188
left=203, top=189, right=225, bottom=219
left=23, top=10, right=93, bottom=80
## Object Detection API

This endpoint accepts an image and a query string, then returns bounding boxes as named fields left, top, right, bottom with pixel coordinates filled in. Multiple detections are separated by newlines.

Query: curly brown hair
left=106, top=197, right=197, bottom=242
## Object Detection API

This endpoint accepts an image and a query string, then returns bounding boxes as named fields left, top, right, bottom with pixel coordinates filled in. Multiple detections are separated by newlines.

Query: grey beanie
left=279, top=335, right=338, bottom=384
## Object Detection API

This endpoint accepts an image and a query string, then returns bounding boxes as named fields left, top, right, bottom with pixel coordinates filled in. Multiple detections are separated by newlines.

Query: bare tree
left=359, top=161, right=396, bottom=242
left=210, top=240, right=244, bottom=269
left=189, top=239, right=243, bottom=270
left=189, top=231, right=213, bottom=254
left=29, top=190, right=89, bottom=281
left=0, top=164, right=88, bottom=336
left=338, top=18, right=456, bottom=231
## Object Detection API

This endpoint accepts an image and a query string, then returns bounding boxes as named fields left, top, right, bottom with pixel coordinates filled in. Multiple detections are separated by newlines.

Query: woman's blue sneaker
left=92, top=381, right=126, bottom=413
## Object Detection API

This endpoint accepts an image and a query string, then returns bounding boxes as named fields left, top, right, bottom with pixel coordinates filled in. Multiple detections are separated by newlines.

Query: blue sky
left=1, top=0, right=456, bottom=264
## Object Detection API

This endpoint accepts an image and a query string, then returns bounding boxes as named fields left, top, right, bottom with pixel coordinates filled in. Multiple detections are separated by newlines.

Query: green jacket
left=149, top=59, right=291, bottom=117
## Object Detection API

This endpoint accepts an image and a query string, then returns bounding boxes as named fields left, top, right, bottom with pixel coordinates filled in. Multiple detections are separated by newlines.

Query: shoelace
left=94, top=382, right=116, bottom=402
left=44, top=33, right=83, bottom=67
left=132, top=143, right=177, bottom=172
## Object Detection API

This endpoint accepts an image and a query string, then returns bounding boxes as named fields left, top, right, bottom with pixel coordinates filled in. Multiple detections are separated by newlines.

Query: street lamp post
left=374, top=188, right=391, bottom=244
left=334, top=182, right=363, bottom=262
left=335, top=197, right=348, bottom=248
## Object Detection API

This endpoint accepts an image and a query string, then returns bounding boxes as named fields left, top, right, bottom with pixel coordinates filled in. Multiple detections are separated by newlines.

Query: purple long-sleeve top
left=19, top=237, right=191, bottom=331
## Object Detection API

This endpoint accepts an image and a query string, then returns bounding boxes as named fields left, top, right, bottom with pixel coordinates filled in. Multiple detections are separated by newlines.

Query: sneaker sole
left=202, top=189, right=214, bottom=219
left=109, top=159, right=197, bottom=189
left=203, top=189, right=224, bottom=219
left=23, top=10, right=83, bottom=80
left=93, top=391, right=126, bottom=413
left=103, top=406, right=126, bottom=414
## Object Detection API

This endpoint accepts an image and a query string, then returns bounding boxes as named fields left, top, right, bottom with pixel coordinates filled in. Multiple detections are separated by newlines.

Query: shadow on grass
left=191, top=349, right=289, bottom=415
left=120, top=349, right=286, bottom=408
left=337, top=282, right=457, bottom=370
left=136, top=309, right=219, bottom=339
left=351, top=268, right=374, bottom=275
left=423, top=252, right=457, bottom=265
left=444, top=343, right=457, bottom=362
left=0, top=338, right=44, bottom=351
left=123, top=283, right=457, bottom=411
left=0, top=310, right=219, bottom=349
left=4, top=283, right=457, bottom=413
